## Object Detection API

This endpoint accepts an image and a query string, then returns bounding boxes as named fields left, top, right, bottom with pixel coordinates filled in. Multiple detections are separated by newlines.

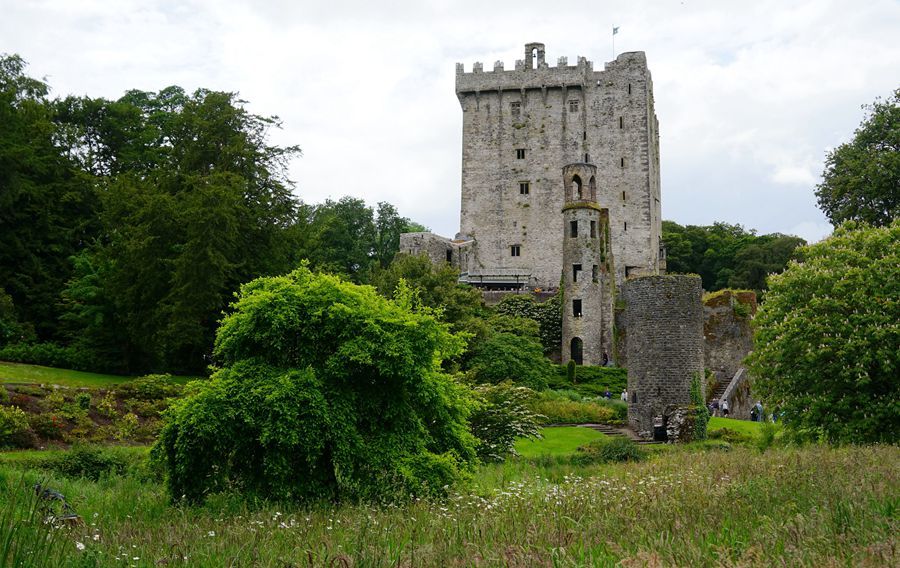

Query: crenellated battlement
left=456, top=43, right=648, bottom=94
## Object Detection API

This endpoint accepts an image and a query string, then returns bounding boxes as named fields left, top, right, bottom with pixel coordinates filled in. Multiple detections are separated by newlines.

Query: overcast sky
left=3, top=0, right=898, bottom=243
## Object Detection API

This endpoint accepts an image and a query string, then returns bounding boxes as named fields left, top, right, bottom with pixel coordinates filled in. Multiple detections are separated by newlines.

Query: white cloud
left=1, top=0, right=897, bottom=238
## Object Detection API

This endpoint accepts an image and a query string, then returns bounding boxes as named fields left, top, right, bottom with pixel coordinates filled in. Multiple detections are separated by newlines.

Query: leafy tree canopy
left=0, top=54, right=98, bottom=339
left=156, top=265, right=477, bottom=503
left=816, top=89, right=899, bottom=227
left=747, top=221, right=899, bottom=443
left=663, top=221, right=805, bottom=292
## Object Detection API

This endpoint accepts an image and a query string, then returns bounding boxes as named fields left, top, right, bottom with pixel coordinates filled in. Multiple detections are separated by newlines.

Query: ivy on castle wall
left=495, top=294, right=562, bottom=355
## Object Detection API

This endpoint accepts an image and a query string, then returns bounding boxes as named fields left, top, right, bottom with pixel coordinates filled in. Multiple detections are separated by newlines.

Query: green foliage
left=115, top=374, right=181, bottom=401
left=548, top=364, right=628, bottom=397
left=75, top=392, right=91, bottom=411
left=494, top=293, right=562, bottom=354
left=815, top=88, right=899, bottom=227
left=663, top=220, right=805, bottom=291
left=707, top=427, right=755, bottom=446
left=27, top=414, right=65, bottom=440
left=748, top=221, right=900, bottom=443
left=574, top=436, right=646, bottom=465
left=0, top=406, right=30, bottom=447
left=156, top=265, right=477, bottom=503
left=757, top=422, right=778, bottom=453
left=0, top=341, right=97, bottom=372
left=530, top=391, right=618, bottom=424
left=690, top=374, right=709, bottom=441
left=96, top=391, right=118, bottom=418
left=56, top=85, right=303, bottom=374
left=566, top=360, right=576, bottom=383
left=370, top=253, right=485, bottom=330
left=469, top=382, right=543, bottom=462
left=466, top=327, right=551, bottom=391
left=0, top=55, right=99, bottom=341
left=42, top=444, right=130, bottom=480
left=113, top=413, right=139, bottom=441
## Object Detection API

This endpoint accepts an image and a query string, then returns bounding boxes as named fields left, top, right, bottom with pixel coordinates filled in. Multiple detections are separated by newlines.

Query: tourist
left=621, top=389, right=627, bottom=402
left=750, top=405, right=758, bottom=422
left=711, top=399, right=720, bottom=417
left=722, top=399, right=729, bottom=417
left=604, top=389, right=612, bottom=400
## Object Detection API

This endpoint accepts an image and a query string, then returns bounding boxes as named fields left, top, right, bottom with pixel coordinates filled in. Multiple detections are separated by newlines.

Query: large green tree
left=662, top=220, right=804, bottom=292
left=0, top=55, right=97, bottom=339
left=59, top=87, right=303, bottom=372
left=815, top=89, right=899, bottom=227
left=747, top=221, right=899, bottom=443
left=156, top=265, right=477, bottom=503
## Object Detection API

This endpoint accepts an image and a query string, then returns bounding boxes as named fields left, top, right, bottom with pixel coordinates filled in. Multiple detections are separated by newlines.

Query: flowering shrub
left=469, top=382, right=543, bottom=461
left=0, top=406, right=31, bottom=447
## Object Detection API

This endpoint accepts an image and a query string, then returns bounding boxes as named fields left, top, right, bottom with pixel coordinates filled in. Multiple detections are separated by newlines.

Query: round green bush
left=156, top=266, right=478, bottom=503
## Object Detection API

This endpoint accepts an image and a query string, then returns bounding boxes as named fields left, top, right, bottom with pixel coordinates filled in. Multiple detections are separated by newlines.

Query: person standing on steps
left=722, top=398, right=729, bottom=417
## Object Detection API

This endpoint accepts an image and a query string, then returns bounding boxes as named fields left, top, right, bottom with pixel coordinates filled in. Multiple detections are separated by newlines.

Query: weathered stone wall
left=703, top=290, right=756, bottom=384
left=625, top=275, right=704, bottom=439
left=455, top=45, right=662, bottom=290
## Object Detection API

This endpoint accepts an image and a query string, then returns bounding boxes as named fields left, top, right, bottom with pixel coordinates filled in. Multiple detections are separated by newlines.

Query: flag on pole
left=613, top=26, right=619, bottom=35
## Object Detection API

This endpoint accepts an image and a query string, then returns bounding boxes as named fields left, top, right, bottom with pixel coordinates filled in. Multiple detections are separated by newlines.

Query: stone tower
left=560, top=163, right=615, bottom=365
left=453, top=42, right=663, bottom=291
left=625, top=275, right=704, bottom=439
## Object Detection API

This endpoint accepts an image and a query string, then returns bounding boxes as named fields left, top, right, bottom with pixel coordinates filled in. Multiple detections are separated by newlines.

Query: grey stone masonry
left=560, top=163, right=615, bottom=366
left=455, top=42, right=662, bottom=291
left=625, top=275, right=704, bottom=439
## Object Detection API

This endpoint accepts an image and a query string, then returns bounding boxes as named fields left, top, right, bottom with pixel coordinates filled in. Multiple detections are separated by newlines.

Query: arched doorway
left=570, top=337, right=583, bottom=365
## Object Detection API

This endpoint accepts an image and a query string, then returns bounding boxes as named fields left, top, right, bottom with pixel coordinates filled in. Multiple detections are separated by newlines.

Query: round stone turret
left=560, top=163, right=615, bottom=365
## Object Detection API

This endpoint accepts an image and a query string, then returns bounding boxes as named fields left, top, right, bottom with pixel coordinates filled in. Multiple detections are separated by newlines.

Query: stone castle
left=401, top=42, right=665, bottom=365
left=401, top=43, right=754, bottom=439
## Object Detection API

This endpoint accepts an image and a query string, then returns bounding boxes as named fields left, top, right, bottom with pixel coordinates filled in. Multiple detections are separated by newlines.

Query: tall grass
left=0, top=444, right=896, bottom=566
left=0, top=475, right=67, bottom=567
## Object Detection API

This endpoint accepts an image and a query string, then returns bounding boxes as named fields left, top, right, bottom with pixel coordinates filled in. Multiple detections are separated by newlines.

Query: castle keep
left=401, top=43, right=750, bottom=439
left=402, top=42, right=664, bottom=291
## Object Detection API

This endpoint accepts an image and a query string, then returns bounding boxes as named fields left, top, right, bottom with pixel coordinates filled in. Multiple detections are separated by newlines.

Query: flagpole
left=612, top=25, right=618, bottom=59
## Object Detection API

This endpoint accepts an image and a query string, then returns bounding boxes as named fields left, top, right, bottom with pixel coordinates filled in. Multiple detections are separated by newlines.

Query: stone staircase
left=710, top=379, right=729, bottom=402
left=578, top=423, right=662, bottom=445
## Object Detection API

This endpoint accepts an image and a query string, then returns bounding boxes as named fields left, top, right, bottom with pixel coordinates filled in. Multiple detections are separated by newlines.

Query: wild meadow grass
left=0, top=444, right=896, bottom=567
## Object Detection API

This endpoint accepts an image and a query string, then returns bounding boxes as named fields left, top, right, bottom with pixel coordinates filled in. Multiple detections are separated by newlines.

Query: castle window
left=570, top=337, right=583, bottom=365
left=568, top=99, right=579, bottom=113
left=516, top=148, right=526, bottom=159
left=571, top=175, right=582, bottom=199
left=573, top=299, right=583, bottom=317
left=622, top=190, right=626, bottom=201
left=620, top=157, right=625, bottom=168
left=519, top=181, right=530, bottom=195
left=573, top=263, right=582, bottom=282
left=624, top=221, right=628, bottom=231
left=510, top=244, right=521, bottom=257
left=592, top=264, right=598, bottom=282
left=570, top=220, right=578, bottom=238
left=583, top=131, right=587, bottom=141
left=619, top=116, right=624, bottom=129
left=510, top=101, right=521, bottom=116
left=590, top=220, right=597, bottom=238
left=628, top=83, right=632, bottom=95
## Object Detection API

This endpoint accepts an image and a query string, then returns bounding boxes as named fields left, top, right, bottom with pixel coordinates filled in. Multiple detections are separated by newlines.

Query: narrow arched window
left=589, top=176, right=596, bottom=200
left=571, top=175, right=583, bottom=200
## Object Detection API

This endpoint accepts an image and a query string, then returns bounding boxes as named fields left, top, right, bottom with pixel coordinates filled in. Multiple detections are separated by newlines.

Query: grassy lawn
left=709, top=416, right=765, bottom=436
left=0, top=361, right=200, bottom=388
left=514, top=426, right=606, bottom=457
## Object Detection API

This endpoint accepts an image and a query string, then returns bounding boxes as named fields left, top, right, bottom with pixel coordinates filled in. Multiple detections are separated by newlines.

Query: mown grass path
left=0, top=361, right=199, bottom=387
